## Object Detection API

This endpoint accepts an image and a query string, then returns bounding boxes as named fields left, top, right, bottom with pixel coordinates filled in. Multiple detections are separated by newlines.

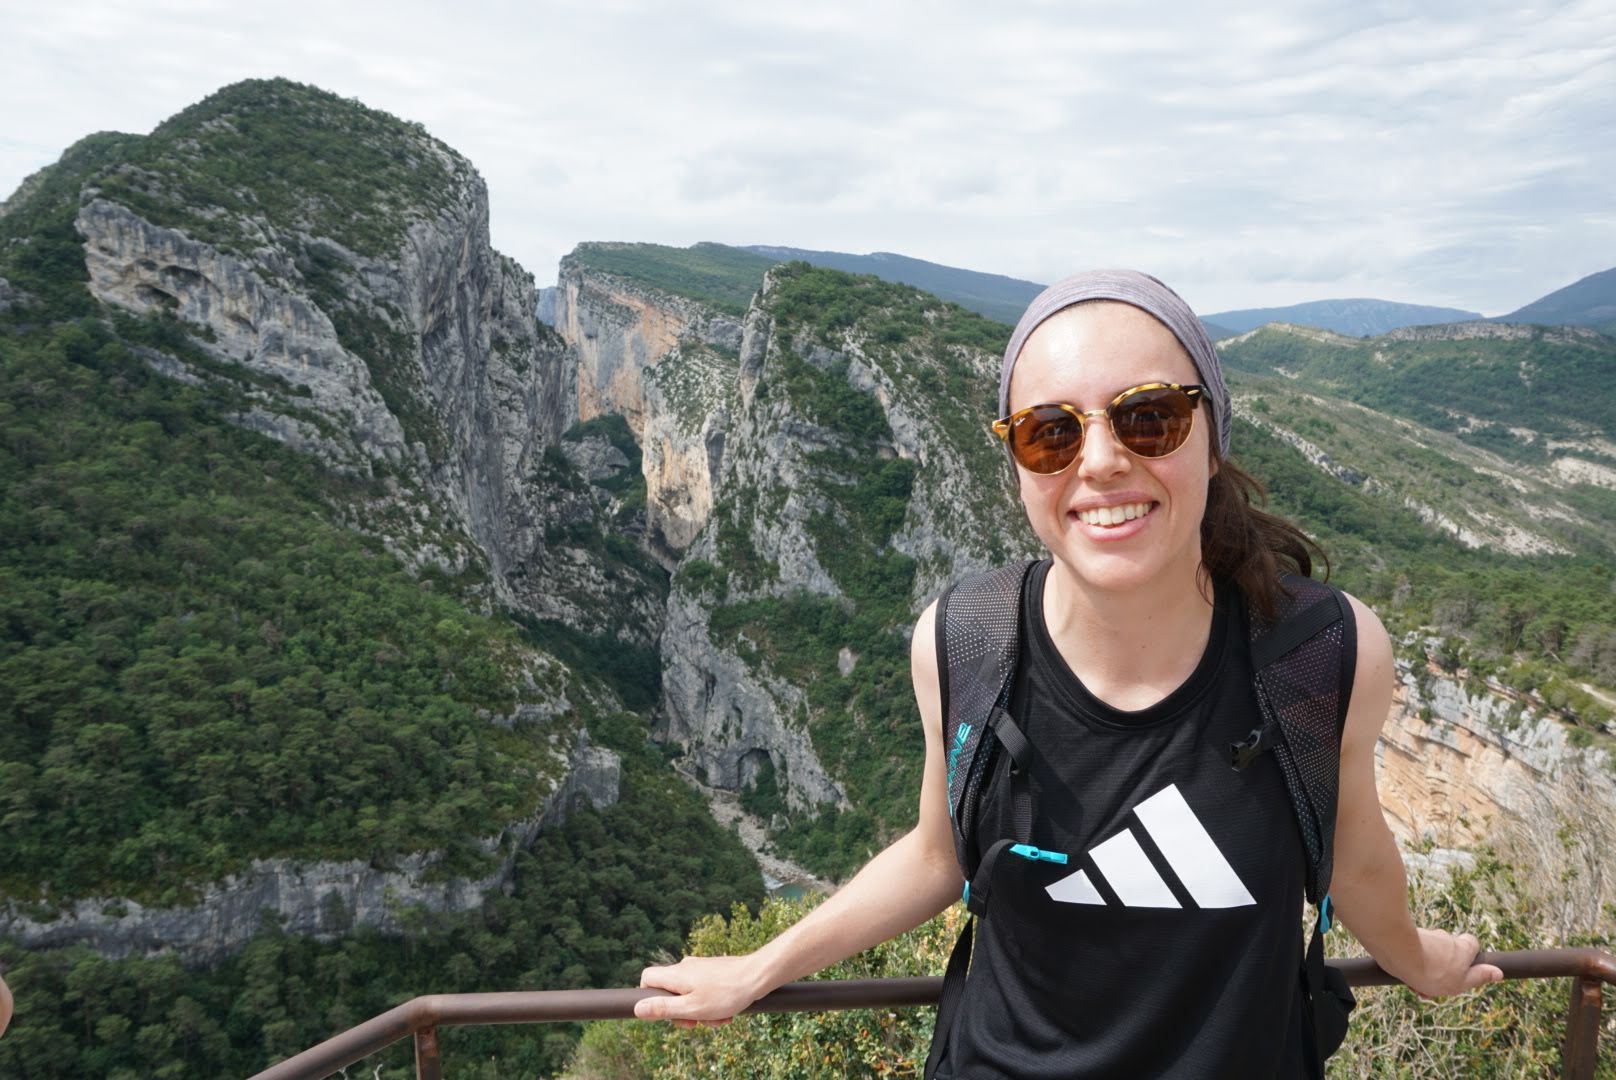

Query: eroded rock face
left=651, top=268, right=1038, bottom=814
left=1376, top=660, right=1615, bottom=849
left=77, top=175, right=582, bottom=621
left=78, top=198, right=409, bottom=468
left=0, top=738, right=619, bottom=963
left=53, top=161, right=655, bottom=963
left=554, top=258, right=743, bottom=436
left=659, top=588, right=845, bottom=809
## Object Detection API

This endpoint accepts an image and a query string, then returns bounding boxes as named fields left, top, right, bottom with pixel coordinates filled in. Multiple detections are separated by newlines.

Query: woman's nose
left=1076, top=415, right=1131, bottom=480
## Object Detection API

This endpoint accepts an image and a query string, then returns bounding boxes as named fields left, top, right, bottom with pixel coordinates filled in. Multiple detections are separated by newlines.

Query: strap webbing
left=989, top=709, right=1035, bottom=845
left=964, top=839, right=1016, bottom=917
left=928, top=837, right=1017, bottom=1079
left=1252, top=595, right=1340, bottom=669
left=923, top=917, right=973, bottom=1080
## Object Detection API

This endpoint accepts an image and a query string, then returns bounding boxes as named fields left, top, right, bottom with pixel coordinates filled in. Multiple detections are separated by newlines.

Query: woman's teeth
left=1077, top=501, right=1153, bottom=527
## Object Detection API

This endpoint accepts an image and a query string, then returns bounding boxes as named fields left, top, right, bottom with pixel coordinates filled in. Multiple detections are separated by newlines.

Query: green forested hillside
left=567, top=242, right=776, bottom=316
left=0, top=81, right=765, bottom=1077
left=0, top=308, right=573, bottom=902
left=0, top=714, right=765, bottom=1079
left=1217, top=323, right=1616, bottom=463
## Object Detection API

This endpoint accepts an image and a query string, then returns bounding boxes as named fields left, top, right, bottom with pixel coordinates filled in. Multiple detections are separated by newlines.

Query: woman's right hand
left=634, top=954, right=766, bottom=1027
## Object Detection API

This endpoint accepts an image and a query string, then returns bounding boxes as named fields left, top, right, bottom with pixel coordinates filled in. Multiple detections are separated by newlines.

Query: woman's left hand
left=1401, top=928, right=1504, bottom=999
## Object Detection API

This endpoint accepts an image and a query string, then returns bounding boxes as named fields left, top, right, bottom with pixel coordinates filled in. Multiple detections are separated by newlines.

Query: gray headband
left=998, top=268, right=1231, bottom=459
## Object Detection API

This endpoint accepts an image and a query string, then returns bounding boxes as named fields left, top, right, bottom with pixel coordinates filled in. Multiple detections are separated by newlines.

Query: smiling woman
left=635, top=268, right=1503, bottom=1079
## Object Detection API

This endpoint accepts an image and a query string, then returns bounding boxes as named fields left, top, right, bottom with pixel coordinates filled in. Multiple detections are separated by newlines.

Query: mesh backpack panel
left=938, top=561, right=1037, bottom=874
left=1249, top=573, right=1356, bottom=904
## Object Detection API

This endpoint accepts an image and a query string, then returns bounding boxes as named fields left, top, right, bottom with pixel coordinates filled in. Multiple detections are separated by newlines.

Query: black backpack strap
left=927, top=562, right=1040, bottom=1080
left=925, top=914, right=973, bottom=1080
left=926, top=837, right=1026, bottom=1080
left=988, top=707, right=1035, bottom=846
left=1302, top=898, right=1355, bottom=1075
left=936, top=560, right=1040, bottom=877
left=1237, top=573, right=1359, bottom=1074
left=1236, top=573, right=1356, bottom=904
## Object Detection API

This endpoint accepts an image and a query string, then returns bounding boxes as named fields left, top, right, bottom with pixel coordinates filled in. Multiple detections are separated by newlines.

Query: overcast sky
left=3, top=0, right=1612, bottom=315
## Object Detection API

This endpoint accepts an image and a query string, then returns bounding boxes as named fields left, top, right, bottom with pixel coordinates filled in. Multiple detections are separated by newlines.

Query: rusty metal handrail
left=251, top=947, right=1615, bottom=1080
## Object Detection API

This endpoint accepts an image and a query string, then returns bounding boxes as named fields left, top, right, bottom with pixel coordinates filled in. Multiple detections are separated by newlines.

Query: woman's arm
left=1327, top=593, right=1503, bottom=997
left=635, top=601, right=965, bottom=1025
left=0, top=971, right=12, bottom=1038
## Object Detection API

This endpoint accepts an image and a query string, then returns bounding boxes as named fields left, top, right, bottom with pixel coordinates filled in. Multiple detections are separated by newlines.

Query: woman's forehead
left=1008, top=301, right=1197, bottom=406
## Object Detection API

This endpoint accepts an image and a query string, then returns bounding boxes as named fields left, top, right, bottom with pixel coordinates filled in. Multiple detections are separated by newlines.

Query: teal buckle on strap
left=962, top=882, right=970, bottom=904
left=1320, top=894, right=1334, bottom=934
left=1009, top=844, right=1068, bottom=865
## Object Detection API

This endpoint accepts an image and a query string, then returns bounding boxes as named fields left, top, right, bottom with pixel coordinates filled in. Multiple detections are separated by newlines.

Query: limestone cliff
left=552, top=262, right=1038, bottom=837
left=0, top=80, right=658, bottom=962
left=1377, top=656, right=1615, bottom=849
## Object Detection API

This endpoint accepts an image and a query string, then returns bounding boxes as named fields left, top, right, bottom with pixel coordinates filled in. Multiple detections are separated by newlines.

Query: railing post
left=1562, top=976, right=1602, bottom=1080
left=414, top=1025, right=443, bottom=1080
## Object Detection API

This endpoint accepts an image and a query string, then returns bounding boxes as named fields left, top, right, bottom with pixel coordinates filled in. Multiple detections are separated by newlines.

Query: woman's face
left=1006, top=301, right=1216, bottom=597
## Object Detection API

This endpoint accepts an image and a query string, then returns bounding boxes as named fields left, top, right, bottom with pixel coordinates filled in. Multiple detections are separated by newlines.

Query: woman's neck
left=1041, top=557, right=1218, bottom=711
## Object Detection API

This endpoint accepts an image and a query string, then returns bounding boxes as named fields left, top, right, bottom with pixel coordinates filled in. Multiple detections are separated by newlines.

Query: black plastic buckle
left=1229, top=724, right=1272, bottom=770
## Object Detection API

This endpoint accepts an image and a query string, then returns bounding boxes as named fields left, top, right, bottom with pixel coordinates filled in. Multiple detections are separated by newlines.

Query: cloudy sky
left=3, top=0, right=1612, bottom=314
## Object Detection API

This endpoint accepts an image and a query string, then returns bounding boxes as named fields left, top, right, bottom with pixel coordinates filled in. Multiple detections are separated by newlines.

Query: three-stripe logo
left=1045, top=783, right=1256, bottom=909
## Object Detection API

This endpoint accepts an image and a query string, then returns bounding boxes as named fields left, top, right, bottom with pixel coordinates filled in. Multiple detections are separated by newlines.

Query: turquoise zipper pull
left=1009, top=844, right=1069, bottom=865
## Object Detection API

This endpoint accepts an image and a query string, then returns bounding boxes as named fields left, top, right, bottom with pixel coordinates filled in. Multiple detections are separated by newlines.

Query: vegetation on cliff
left=568, top=241, right=776, bottom=316
left=0, top=308, right=587, bottom=903
left=1218, top=324, right=1616, bottom=468
left=0, top=713, right=765, bottom=1079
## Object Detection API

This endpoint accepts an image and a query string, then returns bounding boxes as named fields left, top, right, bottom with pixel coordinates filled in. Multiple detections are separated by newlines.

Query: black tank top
left=940, top=561, right=1308, bottom=1078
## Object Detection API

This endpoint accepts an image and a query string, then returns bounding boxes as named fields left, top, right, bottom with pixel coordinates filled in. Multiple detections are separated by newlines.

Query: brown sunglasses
left=992, top=382, right=1205, bottom=475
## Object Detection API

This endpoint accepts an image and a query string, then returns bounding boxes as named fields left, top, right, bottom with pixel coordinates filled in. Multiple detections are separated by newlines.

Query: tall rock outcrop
left=0, top=79, right=655, bottom=960
left=553, top=253, right=745, bottom=559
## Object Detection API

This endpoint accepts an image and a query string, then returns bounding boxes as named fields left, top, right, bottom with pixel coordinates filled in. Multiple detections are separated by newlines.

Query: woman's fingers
left=635, top=991, right=738, bottom=1025
left=634, top=959, right=747, bottom=1024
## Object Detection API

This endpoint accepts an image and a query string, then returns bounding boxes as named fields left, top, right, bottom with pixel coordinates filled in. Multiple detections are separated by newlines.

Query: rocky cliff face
left=554, top=262, right=1037, bottom=833
left=0, top=83, right=660, bottom=962
left=554, top=258, right=746, bottom=559
left=75, top=171, right=582, bottom=621
left=1377, top=656, right=1615, bottom=849
left=0, top=737, right=620, bottom=964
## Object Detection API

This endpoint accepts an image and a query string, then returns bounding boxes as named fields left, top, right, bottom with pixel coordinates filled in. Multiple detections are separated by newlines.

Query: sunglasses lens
left=1112, top=386, right=1196, bottom=458
left=1003, top=387, right=1198, bottom=473
left=1009, top=405, right=1084, bottom=474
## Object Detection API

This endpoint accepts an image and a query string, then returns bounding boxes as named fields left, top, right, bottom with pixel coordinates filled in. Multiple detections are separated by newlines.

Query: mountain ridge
left=1201, top=297, right=1483, bottom=337
left=1497, top=265, right=1616, bottom=327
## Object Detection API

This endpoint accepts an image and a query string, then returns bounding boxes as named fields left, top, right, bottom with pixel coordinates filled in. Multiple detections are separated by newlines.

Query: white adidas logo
left=1046, top=784, right=1255, bottom=909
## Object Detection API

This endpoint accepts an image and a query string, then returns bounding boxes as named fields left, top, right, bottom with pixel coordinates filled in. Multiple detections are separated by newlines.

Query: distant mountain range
left=548, top=243, right=1616, bottom=340
left=1497, top=266, right=1616, bottom=329
left=1199, top=298, right=1481, bottom=339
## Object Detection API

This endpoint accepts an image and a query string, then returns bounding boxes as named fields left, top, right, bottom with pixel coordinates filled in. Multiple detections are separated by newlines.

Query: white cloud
left=0, top=0, right=1611, bottom=315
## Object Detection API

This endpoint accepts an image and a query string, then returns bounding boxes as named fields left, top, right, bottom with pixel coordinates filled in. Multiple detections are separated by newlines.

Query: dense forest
left=0, top=714, right=765, bottom=1079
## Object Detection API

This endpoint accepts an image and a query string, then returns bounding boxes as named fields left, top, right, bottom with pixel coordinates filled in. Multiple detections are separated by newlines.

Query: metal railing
left=251, top=947, right=1615, bottom=1080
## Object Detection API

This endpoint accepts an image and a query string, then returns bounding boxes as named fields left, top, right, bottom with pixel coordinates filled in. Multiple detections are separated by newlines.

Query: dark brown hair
left=1199, top=456, right=1328, bottom=623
